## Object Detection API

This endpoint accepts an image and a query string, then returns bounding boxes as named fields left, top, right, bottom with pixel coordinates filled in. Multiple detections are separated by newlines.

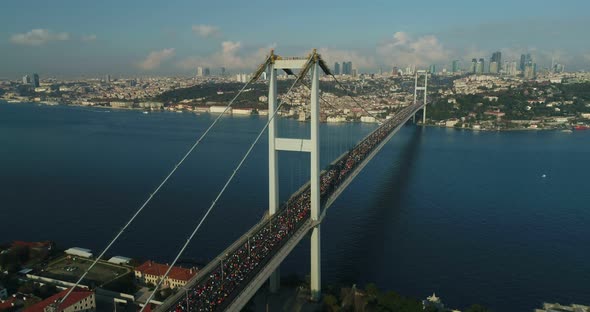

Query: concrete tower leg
left=268, top=63, right=280, bottom=293
left=310, top=60, right=321, bottom=302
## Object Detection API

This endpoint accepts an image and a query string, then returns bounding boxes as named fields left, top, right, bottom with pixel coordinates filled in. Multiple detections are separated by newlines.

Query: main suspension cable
left=57, top=79, right=255, bottom=309
left=139, top=76, right=303, bottom=312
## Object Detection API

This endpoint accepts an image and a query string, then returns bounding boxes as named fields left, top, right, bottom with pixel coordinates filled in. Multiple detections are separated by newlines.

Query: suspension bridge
left=55, top=49, right=429, bottom=312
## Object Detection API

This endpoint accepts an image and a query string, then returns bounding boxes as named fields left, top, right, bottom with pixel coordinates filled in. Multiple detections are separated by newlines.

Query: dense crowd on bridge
left=166, top=103, right=422, bottom=311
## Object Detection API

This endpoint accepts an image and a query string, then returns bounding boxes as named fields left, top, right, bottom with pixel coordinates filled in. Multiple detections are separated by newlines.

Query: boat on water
left=573, top=125, right=590, bottom=130
left=561, top=129, right=573, bottom=133
left=143, top=111, right=149, bottom=114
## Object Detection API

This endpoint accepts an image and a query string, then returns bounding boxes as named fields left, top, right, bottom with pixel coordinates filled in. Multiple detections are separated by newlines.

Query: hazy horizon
left=1, top=0, right=589, bottom=78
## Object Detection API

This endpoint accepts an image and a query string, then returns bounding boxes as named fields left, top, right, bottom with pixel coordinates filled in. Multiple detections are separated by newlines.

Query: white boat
left=143, top=111, right=149, bottom=114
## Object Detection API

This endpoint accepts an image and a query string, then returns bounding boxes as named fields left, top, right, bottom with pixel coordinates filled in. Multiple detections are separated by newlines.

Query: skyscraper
left=452, top=60, right=460, bottom=73
left=220, top=67, right=226, bottom=76
left=32, top=73, right=40, bottom=87
left=524, top=63, right=536, bottom=79
left=520, top=53, right=532, bottom=71
left=429, top=64, right=436, bottom=74
left=341, top=61, right=352, bottom=75
left=490, top=51, right=502, bottom=73
left=197, top=66, right=204, bottom=77
left=476, top=58, right=485, bottom=74
left=22, top=75, right=31, bottom=84
left=204, top=68, right=210, bottom=76
left=471, top=59, right=477, bottom=74
left=334, top=62, right=340, bottom=75
left=489, top=62, right=498, bottom=74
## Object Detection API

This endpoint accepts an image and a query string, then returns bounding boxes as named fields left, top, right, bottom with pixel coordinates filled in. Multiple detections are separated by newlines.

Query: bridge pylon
left=413, top=70, right=428, bottom=124
left=266, top=49, right=328, bottom=301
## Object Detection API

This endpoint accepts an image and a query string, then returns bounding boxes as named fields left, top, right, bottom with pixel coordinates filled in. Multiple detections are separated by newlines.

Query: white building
left=209, top=106, right=231, bottom=114
left=65, top=247, right=93, bottom=258
left=360, top=116, right=377, bottom=123
left=107, top=256, right=132, bottom=265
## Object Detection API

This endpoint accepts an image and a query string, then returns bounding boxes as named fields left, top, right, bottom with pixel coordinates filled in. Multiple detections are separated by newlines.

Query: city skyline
left=1, top=0, right=590, bottom=78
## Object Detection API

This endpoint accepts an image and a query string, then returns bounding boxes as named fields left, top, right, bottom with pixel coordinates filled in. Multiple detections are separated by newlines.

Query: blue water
left=1, top=102, right=589, bottom=311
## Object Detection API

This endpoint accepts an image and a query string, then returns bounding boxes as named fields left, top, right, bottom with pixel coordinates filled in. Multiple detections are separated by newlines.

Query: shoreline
left=0, top=100, right=584, bottom=132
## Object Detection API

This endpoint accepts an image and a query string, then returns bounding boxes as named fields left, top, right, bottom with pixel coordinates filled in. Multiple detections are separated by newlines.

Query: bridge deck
left=156, top=102, right=425, bottom=312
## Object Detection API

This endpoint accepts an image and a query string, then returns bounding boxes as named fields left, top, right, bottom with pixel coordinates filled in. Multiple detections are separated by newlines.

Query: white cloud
left=81, top=34, right=97, bottom=42
left=377, top=32, right=450, bottom=67
left=10, top=29, right=70, bottom=46
left=192, top=25, right=220, bottom=38
left=177, top=41, right=276, bottom=70
left=138, top=48, right=176, bottom=70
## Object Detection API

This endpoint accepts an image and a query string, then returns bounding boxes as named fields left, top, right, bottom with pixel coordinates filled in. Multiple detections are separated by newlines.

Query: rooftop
left=136, top=261, right=197, bottom=282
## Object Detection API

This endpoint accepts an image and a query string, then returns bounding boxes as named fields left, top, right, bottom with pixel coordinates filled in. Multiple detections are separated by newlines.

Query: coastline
left=0, top=100, right=584, bottom=132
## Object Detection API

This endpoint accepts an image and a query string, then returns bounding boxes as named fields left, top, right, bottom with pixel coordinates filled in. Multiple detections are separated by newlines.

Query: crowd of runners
left=167, top=102, right=422, bottom=311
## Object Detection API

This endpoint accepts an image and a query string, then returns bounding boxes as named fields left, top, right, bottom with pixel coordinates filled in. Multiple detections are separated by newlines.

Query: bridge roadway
left=156, top=101, right=426, bottom=312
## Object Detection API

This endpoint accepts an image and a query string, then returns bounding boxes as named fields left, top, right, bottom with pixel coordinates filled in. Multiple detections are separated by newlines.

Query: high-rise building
left=475, top=59, right=485, bottom=74
left=220, top=67, right=226, bottom=76
left=204, top=67, right=210, bottom=76
left=452, top=60, right=460, bottom=73
left=520, top=53, right=532, bottom=71
left=334, top=62, right=340, bottom=75
left=197, top=66, right=204, bottom=77
left=32, top=73, right=40, bottom=87
left=524, top=63, right=536, bottom=79
left=471, top=59, right=477, bottom=74
left=429, top=64, right=436, bottom=74
left=489, top=62, right=498, bottom=74
left=490, top=51, right=502, bottom=73
left=105, top=74, right=111, bottom=83
left=341, top=61, right=353, bottom=75
left=22, top=75, right=31, bottom=84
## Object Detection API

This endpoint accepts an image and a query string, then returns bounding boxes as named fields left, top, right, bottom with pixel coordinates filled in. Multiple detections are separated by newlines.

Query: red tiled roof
left=24, top=288, right=93, bottom=312
left=135, top=261, right=196, bottom=282
left=0, top=298, right=17, bottom=310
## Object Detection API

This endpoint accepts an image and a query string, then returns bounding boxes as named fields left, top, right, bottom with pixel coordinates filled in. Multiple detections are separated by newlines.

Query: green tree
left=322, top=294, right=340, bottom=312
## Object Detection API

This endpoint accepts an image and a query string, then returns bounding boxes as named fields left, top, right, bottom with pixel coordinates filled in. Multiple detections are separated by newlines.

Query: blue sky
left=1, top=0, right=589, bottom=78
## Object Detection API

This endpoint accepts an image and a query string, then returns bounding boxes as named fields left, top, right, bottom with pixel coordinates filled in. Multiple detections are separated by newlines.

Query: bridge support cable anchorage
left=140, top=57, right=310, bottom=312
left=53, top=55, right=277, bottom=310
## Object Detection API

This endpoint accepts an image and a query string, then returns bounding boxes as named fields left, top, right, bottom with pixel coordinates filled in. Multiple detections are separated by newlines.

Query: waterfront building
left=24, top=287, right=95, bottom=312
left=535, top=302, right=590, bottom=312
left=135, top=260, right=197, bottom=289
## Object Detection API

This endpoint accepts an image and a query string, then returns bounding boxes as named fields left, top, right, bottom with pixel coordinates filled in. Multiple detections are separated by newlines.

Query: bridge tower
left=267, top=50, right=328, bottom=301
left=413, top=70, right=428, bottom=123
